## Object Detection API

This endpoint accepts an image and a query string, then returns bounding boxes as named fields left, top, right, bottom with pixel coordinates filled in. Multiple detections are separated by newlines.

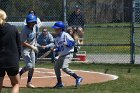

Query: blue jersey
left=20, top=25, right=37, bottom=50
left=54, top=31, right=75, bottom=56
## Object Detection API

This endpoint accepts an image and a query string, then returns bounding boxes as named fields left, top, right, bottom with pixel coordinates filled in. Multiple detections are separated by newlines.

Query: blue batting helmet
left=52, top=21, right=65, bottom=29
left=26, top=14, right=37, bottom=23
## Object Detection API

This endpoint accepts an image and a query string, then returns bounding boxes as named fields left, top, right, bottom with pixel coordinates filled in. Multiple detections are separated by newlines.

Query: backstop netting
left=2, top=0, right=140, bottom=64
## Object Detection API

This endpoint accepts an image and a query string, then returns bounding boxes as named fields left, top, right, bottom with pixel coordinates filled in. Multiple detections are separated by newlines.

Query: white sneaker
left=26, top=82, right=35, bottom=88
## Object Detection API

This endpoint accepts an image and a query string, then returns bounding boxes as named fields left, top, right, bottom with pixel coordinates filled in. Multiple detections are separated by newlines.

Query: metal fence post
left=130, top=0, right=135, bottom=64
left=63, top=0, right=68, bottom=29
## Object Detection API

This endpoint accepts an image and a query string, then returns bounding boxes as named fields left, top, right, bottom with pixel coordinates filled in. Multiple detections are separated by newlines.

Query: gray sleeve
left=20, top=29, right=27, bottom=42
left=46, top=33, right=55, bottom=48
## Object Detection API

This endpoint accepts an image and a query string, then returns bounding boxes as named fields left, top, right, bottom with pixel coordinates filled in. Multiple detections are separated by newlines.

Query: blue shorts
left=0, top=67, right=19, bottom=77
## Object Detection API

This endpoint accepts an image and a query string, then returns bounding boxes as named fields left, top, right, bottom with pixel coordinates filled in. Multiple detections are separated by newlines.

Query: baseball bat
left=40, top=50, right=51, bottom=58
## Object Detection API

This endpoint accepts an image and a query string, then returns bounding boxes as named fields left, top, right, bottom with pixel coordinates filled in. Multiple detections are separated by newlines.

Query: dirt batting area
left=3, top=68, right=118, bottom=88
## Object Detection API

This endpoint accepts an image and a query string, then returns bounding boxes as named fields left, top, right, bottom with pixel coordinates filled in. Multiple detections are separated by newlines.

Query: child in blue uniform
left=52, top=22, right=83, bottom=88
left=19, top=14, right=38, bottom=88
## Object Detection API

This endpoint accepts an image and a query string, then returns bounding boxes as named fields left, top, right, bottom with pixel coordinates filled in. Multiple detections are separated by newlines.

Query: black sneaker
left=53, top=83, right=64, bottom=88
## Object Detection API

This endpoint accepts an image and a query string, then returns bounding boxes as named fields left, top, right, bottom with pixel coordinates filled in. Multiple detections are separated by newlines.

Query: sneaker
left=75, top=77, right=83, bottom=87
left=53, top=83, right=64, bottom=88
left=26, top=82, right=35, bottom=88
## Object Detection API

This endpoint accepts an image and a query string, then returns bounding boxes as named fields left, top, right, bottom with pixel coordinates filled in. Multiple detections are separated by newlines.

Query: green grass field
left=2, top=62, right=140, bottom=93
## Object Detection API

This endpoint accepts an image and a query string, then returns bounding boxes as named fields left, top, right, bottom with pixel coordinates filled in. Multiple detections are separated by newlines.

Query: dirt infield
left=3, top=68, right=118, bottom=88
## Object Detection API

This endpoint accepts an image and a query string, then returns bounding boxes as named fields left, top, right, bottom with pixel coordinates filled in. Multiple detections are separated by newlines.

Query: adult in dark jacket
left=68, top=8, right=85, bottom=44
left=68, top=8, right=85, bottom=28
left=0, top=9, right=21, bottom=93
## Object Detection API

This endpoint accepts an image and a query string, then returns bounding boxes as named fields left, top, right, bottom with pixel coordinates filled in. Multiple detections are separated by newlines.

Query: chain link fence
left=0, top=0, right=139, bottom=64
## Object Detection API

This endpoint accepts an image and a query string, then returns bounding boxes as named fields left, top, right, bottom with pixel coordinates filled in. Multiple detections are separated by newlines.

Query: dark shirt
left=68, top=12, right=85, bottom=28
left=0, top=23, right=21, bottom=68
